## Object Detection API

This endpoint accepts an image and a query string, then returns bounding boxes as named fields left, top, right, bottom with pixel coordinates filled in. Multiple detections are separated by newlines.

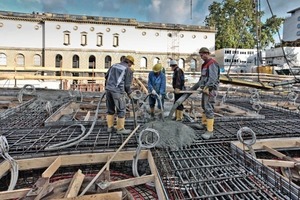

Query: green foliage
left=205, top=0, right=284, bottom=50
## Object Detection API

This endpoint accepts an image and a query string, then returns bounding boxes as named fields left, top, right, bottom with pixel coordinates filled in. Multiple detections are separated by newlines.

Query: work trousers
left=201, top=90, right=217, bottom=119
left=106, top=90, right=126, bottom=118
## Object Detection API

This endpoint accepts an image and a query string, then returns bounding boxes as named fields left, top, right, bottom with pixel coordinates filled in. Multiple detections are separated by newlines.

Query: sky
left=0, top=0, right=299, bottom=42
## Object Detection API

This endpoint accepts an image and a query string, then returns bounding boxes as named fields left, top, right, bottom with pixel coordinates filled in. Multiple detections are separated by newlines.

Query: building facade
left=214, top=48, right=265, bottom=73
left=283, top=7, right=300, bottom=42
left=0, top=10, right=216, bottom=89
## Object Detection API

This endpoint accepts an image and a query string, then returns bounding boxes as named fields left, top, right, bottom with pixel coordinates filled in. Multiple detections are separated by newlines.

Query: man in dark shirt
left=105, top=55, right=134, bottom=134
left=170, top=60, right=185, bottom=121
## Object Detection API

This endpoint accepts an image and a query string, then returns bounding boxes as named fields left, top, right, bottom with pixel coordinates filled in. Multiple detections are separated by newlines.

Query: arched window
left=16, top=54, right=25, bottom=67
left=167, top=58, right=172, bottom=67
left=33, top=54, right=41, bottom=66
left=105, top=56, right=112, bottom=69
left=179, top=58, right=185, bottom=69
left=88, top=55, right=96, bottom=83
left=72, top=55, right=79, bottom=84
left=140, top=57, right=147, bottom=69
left=153, top=57, right=160, bottom=65
left=120, top=56, right=126, bottom=62
left=0, top=53, right=7, bottom=66
left=190, top=59, right=197, bottom=72
left=55, top=54, right=62, bottom=76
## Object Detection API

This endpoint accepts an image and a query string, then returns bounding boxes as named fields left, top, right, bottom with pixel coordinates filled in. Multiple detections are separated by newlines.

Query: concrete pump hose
left=237, top=127, right=256, bottom=146
left=288, top=91, right=298, bottom=102
left=132, top=128, right=160, bottom=177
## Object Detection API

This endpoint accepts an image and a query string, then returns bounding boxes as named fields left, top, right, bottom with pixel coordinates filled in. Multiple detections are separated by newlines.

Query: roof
left=287, top=7, right=300, bottom=14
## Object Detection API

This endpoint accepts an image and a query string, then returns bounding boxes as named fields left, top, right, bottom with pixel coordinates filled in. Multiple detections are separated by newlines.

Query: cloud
left=147, top=0, right=191, bottom=24
left=39, top=0, right=68, bottom=13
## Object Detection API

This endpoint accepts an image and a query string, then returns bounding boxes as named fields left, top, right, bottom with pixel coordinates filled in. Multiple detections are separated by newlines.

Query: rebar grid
left=0, top=125, right=138, bottom=159
left=225, top=99, right=300, bottom=120
left=154, top=142, right=300, bottom=199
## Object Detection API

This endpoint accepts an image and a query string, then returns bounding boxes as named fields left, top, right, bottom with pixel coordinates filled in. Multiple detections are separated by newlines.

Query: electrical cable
left=0, top=136, right=19, bottom=191
left=132, top=128, right=160, bottom=177
left=45, top=92, right=106, bottom=150
left=237, top=127, right=257, bottom=158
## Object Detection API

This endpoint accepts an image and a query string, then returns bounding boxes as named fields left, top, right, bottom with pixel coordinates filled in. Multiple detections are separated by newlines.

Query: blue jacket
left=148, top=71, right=166, bottom=95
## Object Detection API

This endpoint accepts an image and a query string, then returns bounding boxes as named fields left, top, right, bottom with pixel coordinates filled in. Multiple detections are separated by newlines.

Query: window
left=64, top=31, right=70, bottom=45
left=120, top=56, right=126, bottom=62
left=33, top=54, right=41, bottom=66
left=16, top=54, right=25, bottom=66
left=81, top=32, right=87, bottom=46
left=297, top=24, right=300, bottom=29
left=113, top=34, right=119, bottom=47
left=88, top=55, right=96, bottom=83
left=190, top=59, right=197, bottom=71
left=140, top=57, right=147, bottom=69
left=225, top=50, right=231, bottom=54
left=297, top=31, right=300, bottom=36
left=0, top=53, right=7, bottom=66
left=179, top=58, right=185, bottom=69
left=298, top=16, right=300, bottom=21
left=105, top=55, right=111, bottom=69
left=97, top=33, right=103, bottom=46
left=153, top=57, right=160, bottom=65
left=72, top=55, right=79, bottom=84
left=55, top=54, right=62, bottom=76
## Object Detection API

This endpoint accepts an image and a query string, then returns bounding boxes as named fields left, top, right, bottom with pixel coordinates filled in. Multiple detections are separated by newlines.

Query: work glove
left=174, top=88, right=180, bottom=94
left=151, top=89, right=158, bottom=96
left=203, top=86, right=210, bottom=95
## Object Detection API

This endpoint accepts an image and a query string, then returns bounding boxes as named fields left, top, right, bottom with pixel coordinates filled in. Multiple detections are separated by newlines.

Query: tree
left=205, top=0, right=284, bottom=50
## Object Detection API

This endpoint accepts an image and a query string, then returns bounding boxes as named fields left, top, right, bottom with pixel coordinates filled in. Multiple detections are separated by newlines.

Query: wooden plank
left=257, top=159, right=295, bottom=167
left=80, top=125, right=141, bottom=196
left=15, top=150, right=148, bottom=171
left=262, top=145, right=286, bottom=159
left=107, top=175, right=155, bottom=190
left=0, top=188, right=30, bottom=200
left=0, top=161, right=11, bottom=178
left=232, top=137, right=300, bottom=150
left=42, top=157, right=62, bottom=178
left=262, top=145, right=300, bottom=171
left=83, top=111, right=91, bottom=121
left=148, top=151, right=166, bottom=200
left=64, top=170, right=85, bottom=198
left=53, top=192, right=122, bottom=200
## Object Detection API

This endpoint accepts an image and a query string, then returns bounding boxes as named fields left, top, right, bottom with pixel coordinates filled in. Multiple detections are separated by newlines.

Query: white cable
left=132, top=128, right=160, bottom=177
left=45, top=101, right=53, bottom=115
left=17, top=84, right=36, bottom=103
left=0, top=136, right=19, bottom=190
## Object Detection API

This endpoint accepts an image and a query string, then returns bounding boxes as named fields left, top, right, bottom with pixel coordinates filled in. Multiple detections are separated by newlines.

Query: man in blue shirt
left=147, top=63, right=166, bottom=119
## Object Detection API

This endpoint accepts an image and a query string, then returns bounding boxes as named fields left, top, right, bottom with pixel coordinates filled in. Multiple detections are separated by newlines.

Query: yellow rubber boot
left=176, top=110, right=183, bottom=121
left=116, top=117, right=132, bottom=134
left=106, top=115, right=115, bottom=133
left=201, top=118, right=214, bottom=139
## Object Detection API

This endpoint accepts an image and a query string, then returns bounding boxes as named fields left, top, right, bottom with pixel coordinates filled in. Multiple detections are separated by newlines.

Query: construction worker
left=105, top=55, right=134, bottom=134
left=198, top=47, right=220, bottom=139
left=147, top=63, right=166, bottom=119
left=170, top=60, right=185, bottom=121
